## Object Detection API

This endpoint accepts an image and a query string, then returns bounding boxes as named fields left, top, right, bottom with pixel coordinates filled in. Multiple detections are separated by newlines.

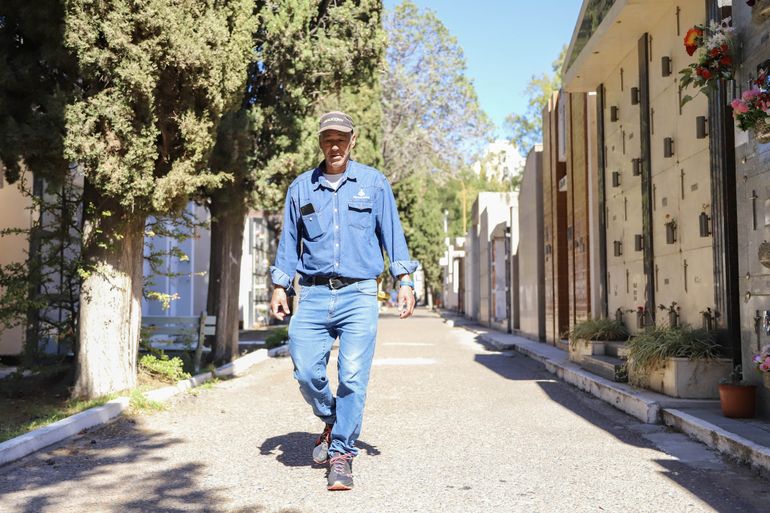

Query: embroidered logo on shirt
left=356, top=189, right=370, bottom=200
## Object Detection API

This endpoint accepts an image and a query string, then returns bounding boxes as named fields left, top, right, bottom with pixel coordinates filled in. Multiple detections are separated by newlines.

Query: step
left=605, top=341, right=630, bottom=359
left=555, top=339, right=570, bottom=352
left=579, top=354, right=628, bottom=383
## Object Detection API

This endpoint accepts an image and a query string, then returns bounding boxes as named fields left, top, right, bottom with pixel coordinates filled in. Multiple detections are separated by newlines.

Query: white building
left=471, top=140, right=525, bottom=182
left=143, top=205, right=275, bottom=329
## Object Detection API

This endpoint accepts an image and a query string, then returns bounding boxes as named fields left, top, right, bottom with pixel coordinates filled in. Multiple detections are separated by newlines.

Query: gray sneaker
left=327, top=452, right=354, bottom=491
left=312, top=424, right=333, bottom=464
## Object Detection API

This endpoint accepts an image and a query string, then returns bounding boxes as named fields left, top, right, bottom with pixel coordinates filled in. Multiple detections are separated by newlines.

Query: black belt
left=304, top=276, right=367, bottom=289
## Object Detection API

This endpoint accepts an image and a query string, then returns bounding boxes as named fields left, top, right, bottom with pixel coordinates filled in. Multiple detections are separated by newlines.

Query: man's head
left=318, top=111, right=356, bottom=174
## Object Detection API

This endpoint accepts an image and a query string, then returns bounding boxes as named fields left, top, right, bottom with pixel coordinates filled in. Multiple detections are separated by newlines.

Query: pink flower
left=743, top=88, right=761, bottom=101
left=760, top=363, right=769, bottom=372
left=732, top=99, right=750, bottom=113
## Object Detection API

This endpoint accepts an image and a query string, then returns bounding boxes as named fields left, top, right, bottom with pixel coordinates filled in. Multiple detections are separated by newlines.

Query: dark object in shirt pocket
left=302, top=212, right=323, bottom=239
left=348, top=199, right=373, bottom=229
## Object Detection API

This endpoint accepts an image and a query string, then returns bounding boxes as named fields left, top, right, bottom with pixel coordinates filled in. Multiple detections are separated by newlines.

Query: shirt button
left=335, top=225, right=339, bottom=229
left=335, top=262, right=339, bottom=266
left=334, top=208, right=337, bottom=212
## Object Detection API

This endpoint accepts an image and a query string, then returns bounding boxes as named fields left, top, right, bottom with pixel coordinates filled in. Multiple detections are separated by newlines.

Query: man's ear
left=350, top=132, right=357, bottom=150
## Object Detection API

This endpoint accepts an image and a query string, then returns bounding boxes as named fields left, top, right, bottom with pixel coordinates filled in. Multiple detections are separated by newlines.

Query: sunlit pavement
left=1, top=309, right=769, bottom=513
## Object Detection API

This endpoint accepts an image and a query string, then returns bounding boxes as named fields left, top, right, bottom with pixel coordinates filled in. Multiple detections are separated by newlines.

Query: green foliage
left=264, top=327, right=289, bottom=349
left=63, top=0, right=257, bottom=214
left=0, top=0, right=76, bottom=186
left=211, top=0, right=386, bottom=214
left=138, top=354, right=191, bottom=383
left=128, top=389, right=165, bottom=413
left=0, top=173, right=83, bottom=363
left=504, top=46, right=566, bottom=156
left=0, top=392, right=118, bottom=443
left=568, top=318, right=629, bottom=345
left=627, top=325, right=722, bottom=374
left=393, top=174, right=445, bottom=291
left=382, top=1, right=492, bottom=183
left=437, top=169, right=512, bottom=239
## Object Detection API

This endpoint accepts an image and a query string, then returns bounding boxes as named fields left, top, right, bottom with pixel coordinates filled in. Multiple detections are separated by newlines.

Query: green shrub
left=627, top=325, right=721, bottom=374
left=265, top=327, right=289, bottom=349
left=568, top=318, right=629, bottom=343
left=138, top=354, right=191, bottom=383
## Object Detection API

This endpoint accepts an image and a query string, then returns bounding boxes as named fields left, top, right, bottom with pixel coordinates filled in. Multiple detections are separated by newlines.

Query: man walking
left=269, top=111, right=418, bottom=491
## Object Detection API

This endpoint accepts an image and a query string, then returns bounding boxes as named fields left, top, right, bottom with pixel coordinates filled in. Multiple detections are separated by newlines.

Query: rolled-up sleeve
left=270, top=187, right=300, bottom=290
left=376, top=178, right=419, bottom=278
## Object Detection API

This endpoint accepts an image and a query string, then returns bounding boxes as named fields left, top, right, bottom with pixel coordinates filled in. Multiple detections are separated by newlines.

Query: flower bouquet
left=679, top=18, right=735, bottom=106
left=731, top=73, right=770, bottom=142
left=753, top=345, right=770, bottom=373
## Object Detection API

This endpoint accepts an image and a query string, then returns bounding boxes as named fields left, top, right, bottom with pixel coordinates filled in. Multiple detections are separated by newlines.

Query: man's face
left=319, top=130, right=356, bottom=173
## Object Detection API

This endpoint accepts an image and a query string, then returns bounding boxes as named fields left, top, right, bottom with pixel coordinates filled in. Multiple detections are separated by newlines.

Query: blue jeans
left=288, top=278, right=379, bottom=457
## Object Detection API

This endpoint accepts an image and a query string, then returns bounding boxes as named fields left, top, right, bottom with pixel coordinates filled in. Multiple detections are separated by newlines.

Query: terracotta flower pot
left=718, top=384, right=756, bottom=418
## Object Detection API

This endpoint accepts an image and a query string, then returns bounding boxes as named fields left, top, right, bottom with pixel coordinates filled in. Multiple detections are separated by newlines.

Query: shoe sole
left=327, top=481, right=353, bottom=491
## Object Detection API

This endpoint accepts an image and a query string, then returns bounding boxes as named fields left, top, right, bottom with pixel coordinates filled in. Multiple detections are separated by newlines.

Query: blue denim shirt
left=270, top=160, right=418, bottom=291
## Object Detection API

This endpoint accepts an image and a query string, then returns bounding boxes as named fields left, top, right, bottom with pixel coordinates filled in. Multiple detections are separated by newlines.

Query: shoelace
left=329, top=453, right=353, bottom=476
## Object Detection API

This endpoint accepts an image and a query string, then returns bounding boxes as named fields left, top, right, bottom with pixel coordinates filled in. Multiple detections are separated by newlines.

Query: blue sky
left=383, top=0, right=583, bottom=137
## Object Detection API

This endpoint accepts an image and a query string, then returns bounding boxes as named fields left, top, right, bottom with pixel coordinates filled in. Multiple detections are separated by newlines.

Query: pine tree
left=64, top=0, right=256, bottom=398
left=0, top=1, right=257, bottom=399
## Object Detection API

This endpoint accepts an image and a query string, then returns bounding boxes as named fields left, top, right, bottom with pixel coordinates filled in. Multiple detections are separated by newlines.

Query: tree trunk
left=207, top=186, right=247, bottom=365
left=72, top=185, right=144, bottom=400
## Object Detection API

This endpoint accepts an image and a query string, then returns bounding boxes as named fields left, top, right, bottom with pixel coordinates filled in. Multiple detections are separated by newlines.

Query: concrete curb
left=0, top=398, right=130, bottom=467
left=267, top=345, right=289, bottom=358
left=663, top=408, right=770, bottom=476
left=0, top=348, right=269, bottom=467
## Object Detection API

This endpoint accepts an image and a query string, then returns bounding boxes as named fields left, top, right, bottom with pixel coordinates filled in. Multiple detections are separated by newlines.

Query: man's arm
left=376, top=178, right=419, bottom=318
left=269, top=188, right=300, bottom=320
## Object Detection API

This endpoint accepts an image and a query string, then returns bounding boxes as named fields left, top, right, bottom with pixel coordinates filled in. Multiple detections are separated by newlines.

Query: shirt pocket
left=348, top=198, right=373, bottom=230
left=302, top=211, right=323, bottom=240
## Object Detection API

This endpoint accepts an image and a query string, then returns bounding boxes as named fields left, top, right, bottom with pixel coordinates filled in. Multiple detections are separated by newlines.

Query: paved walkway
left=1, top=310, right=769, bottom=512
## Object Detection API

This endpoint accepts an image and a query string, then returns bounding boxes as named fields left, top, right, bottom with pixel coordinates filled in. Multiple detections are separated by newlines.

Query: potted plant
left=680, top=18, right=734, bottom=106
left=568, top=317, right=629, bottom=364
left=627, top=325, right=731, bottom=398
left=718, top=365, right=756, bottom=418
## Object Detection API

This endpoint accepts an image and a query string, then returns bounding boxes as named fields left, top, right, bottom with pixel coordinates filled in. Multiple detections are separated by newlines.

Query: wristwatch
left=399, top=279, right=415, bottom=289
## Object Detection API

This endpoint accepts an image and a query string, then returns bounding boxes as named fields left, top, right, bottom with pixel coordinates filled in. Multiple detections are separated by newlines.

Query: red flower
left=709, top=47, right=720, bottom=58
left=720, top=43, right=729, bottom=53
left=720, top=55, right=732, bottom=67
left=684, top=27, right=703, bottom=56
left=696, top=67, right=713, bottom=80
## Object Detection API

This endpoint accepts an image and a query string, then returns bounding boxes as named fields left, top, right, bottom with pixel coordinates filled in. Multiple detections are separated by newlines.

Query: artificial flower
left=684, top=27, right=703, bottom=56
left=731, top=99, right=750, bottom=113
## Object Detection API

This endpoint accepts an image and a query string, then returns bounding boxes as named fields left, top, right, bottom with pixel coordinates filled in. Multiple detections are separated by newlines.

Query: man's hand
left=270, top=287, right=291, bottom=321
left=397, top=285, right=415, bottom=319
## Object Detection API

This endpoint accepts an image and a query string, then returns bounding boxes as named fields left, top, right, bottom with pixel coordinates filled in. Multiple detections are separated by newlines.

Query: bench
left=141, top=312, right=216, bottom=373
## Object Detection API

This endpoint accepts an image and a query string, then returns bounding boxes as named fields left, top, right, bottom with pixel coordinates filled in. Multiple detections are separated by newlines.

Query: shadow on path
left=470, top=338, right=767, bottom=513
left=0, top=418, right=267, bottom=513
left=259, top=431, right=380, bottom=467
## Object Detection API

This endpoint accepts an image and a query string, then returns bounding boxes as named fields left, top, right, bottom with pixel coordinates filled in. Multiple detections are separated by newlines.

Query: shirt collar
left=312, top=159, right=359, bottom=191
